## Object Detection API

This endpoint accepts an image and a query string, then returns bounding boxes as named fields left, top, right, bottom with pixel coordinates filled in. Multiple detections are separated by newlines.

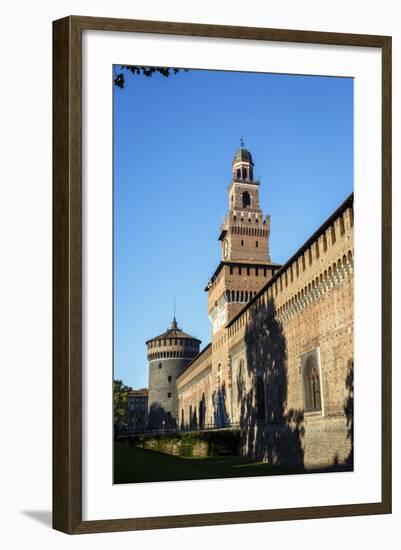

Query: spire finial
left=171, top=297, right=178, bottom=329
left=240, top=135, right=245, bottom=147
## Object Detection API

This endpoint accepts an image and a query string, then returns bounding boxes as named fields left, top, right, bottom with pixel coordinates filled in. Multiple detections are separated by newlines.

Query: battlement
left=205, top=261, right=279, bottom=293
left=176, top=343, right=212, bottom=387
left=221, top=211, right=270, bottom=232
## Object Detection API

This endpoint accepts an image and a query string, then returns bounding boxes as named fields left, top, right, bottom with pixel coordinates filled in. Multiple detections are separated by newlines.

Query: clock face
left=223, top=239, right=228, bottom=259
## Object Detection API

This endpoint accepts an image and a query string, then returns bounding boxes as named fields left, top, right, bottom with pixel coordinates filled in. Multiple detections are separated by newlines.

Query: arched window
left=192, top=406, right=198, bottom=429
left=199, top=393, right=206, bottom=429
left=236, top=168, right=241, bottom=179
left=242, top=191, right=251, bottom=208
left=303, top=355, right=322, bottom=412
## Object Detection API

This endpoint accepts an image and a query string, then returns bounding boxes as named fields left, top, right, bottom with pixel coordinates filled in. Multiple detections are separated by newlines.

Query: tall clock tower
left=205, top=141, right=280, bottom=424
left=220, top=143, right=271, bottom=263
left=206, top=141, right=278, bottom=333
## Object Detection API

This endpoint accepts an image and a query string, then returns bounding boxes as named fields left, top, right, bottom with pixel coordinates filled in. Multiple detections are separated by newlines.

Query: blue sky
left=113, top=67, right=353, bottom=389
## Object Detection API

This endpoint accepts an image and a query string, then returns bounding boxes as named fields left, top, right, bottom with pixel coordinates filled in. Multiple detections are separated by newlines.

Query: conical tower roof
left=146, top=318, right=201, bottom=345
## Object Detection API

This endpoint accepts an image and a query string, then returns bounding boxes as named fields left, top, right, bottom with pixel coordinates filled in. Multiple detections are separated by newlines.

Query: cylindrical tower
left=146, top=318, right=200, bottom=429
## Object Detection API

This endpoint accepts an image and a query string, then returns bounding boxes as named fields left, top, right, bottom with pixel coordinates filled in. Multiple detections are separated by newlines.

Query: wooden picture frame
left=53, top=15, right=392, bottom=534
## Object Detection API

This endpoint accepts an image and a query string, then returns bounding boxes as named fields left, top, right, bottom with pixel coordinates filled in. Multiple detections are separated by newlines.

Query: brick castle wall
left=177, top=196, right=354, bottom=470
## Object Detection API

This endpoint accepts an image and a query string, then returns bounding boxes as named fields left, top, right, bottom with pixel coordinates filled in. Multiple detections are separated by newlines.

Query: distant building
left=127, top=388, right=148, bottom=433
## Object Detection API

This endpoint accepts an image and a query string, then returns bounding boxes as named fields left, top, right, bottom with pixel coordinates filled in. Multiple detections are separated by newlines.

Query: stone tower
left=222, top=142, right=271, bottom=263
left=146, top=318, right=200, bottom=429
left=207, top=142, right=278, bottom=332
left=205, top=141, right=280, bottom=424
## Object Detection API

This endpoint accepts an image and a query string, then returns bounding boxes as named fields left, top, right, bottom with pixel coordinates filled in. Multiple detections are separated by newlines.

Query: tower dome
left=234, top=146, right=253, bottom=164
left=232, top=139, right=254, bottom=182
left=146, top=318, right=201, bottom=429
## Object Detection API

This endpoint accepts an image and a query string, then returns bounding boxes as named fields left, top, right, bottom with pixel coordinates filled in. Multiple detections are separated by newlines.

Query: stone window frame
left=229, top=345, right=247, bottom=422
left=299, top=348, right=324, bottom=417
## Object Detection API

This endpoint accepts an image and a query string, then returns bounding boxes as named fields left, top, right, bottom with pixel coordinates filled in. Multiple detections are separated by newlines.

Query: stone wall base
left=242, top=415, right=352, bottom=471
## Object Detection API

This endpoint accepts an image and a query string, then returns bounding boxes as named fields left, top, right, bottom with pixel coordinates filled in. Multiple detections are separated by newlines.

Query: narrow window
left=302, top=355, right=322, bottom=412
left=241, top=239, right=244, bottom=246
left=230, top=266, right=233, bottom=275
left=331, top=225, right=336, bottom=245
left=340, top=215, right=345, bottom=235
left=256, top=241, right=259, bottom=248
left=158, top=363, right=162, bottom=369
left=243, top=168, right=247, bottom=180
left=242, top=191, right=251, bottom=208
left=168, top=375, right=172, bottom=382
left=247, top=267, right=250, bottom=276
left=236, top=168, right=241, bottom=179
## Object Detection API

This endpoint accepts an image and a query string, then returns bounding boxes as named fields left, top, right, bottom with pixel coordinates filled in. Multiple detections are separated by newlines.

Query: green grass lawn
left=114, top=442, right=289, bottom=484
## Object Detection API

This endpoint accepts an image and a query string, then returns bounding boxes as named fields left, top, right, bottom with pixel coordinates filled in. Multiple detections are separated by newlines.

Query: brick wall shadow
left=238, top=298, right=305, bottom=471
left=344, top=359, right=354, bottom=468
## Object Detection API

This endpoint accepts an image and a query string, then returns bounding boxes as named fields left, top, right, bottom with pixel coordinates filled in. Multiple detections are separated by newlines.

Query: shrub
left=129, top=429, right=241, bottom=457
